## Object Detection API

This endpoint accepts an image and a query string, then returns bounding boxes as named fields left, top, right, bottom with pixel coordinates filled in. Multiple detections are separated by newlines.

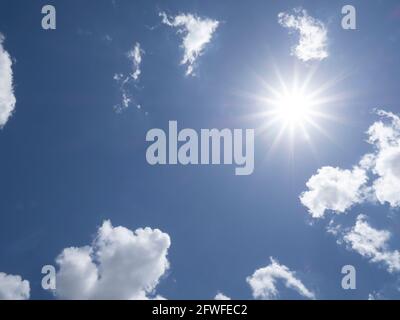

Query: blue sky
left=0, top=0, right=400, bottom=300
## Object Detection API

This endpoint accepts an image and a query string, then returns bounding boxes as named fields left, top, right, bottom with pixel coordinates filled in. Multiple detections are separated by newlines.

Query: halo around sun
left=242, top=66, right=348, bottom=157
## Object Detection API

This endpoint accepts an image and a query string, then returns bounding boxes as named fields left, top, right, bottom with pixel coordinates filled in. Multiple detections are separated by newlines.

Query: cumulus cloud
left=214, top=292, right=231, bottom=300
left=246, top=257, right=315, bottom=300
left=301, top=110, right=400, bottom=277
left=278, top=8, right=328, bottom=62
left=54, top=220, right=171, bottom=300
left=301, top=110, right=400, bottom=219
left=366, top=110, right=400, bottom=207
left=300, top=166, right=368, bottom=218
left=0, top=34, right=16, bottom=128
left=160, top=12, right=219, bottom=76
left=342, top=215, right=400, bottom=273
left=0, top=272, right=30, bottom=300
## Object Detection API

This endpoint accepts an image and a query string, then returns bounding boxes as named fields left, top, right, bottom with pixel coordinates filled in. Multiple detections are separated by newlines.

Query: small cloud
left=342, top=215, right=400, bottom=273
left=103, top=34, right=112, bottom=43
left=114, top=42, right=144, bottom=112
left=366, top=110, right=400, bottom=207
left=0, top=34, right=16, bottom=128
left=278, top=8, right=328, bottom=62
left=127, top=42, right=144, bottom=81
left=246, top=257, right=315, bottom=300
left=300, top=166, right=368, bottom=218
left=160, top=12, right=219, bottom=76
left=54, top=220, right=171, bottom=299
left=301, top=110, right=400, bottom=219
left=0, top=272, right=30, bottom=300
left=368, top=292, right=383, bottom=300
left=214, top=292, right=231, bottom=300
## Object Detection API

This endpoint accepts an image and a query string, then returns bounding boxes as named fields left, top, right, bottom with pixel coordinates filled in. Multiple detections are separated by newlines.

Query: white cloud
left=301, top=110, right=400, bottom=219
left=368, top=292, right=383, bottom=300
left=55, top=220, right=171, bottom=300
left=0, top=272, right=30, bottom=300
left=160, top=12, right=219, bottom=76
left=0, top=34, right=16, bottom=128
left=343, top=215, right=400, bottom=273
left=214, top=292, right=231, bottom=300
left=366, top=110, right=400, bottom=207
left=246, top=257, right=315, bottom=300
left=128, top=42, right=144, bottom=81
left=278, top=8, right=328, bottom=62
left=301, top=110, right=400, bottom=277
left=300, top=166, right=368, bottom=218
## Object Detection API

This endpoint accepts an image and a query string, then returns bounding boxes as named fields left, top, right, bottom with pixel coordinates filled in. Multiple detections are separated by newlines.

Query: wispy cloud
left=278, top=8, right=328, bottom=62
left=246, top=257, right=315, bottom=300
left=0, top=34, right=16, bottom=128
left=328, top=215, right=400, bottom=274
left=128, top=42, right=144, bottom=81
left=160, top=12, right=219, bottom=76
left=114, top=42, right=144, bottom=112
left=343, top=215, right=400, bottom=273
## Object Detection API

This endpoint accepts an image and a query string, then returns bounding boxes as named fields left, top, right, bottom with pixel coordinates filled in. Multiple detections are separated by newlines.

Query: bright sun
left=241, top=66, right=347, bottom=157
left=249, top=69, right=343, bottom=152
left=273, top=89, right=314, bottom=126
left=261, top=83, right=323, bottom=136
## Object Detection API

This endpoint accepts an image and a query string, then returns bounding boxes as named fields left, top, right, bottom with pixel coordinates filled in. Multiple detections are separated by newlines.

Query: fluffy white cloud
left=301, top=110, right=400, bottom=219
left=367, top=110, right=400, bottom=207
left=55, top=220, right=171, bottom=300
left=343, top=215, right=400, bottom=273
left=300, top=166, right=368, bottom=218
left=160, top=12, right=219, bottom=76
left=246, top=257, right=315, bottom=300
left=0, top=272, right=30, bottom=300
left=0, top=34, right=16, bottom=128
left=278, top=8, right=328, bottom=62
left=301, top=110, right=400, bottom=278
left=214, top=292, right=231, bottom=300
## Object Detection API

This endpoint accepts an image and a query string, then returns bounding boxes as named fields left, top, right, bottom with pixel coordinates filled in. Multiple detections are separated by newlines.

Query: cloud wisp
left=128, top=42, right=144, bottom=81
left=246, top=257, right=315, bottom=300
left=114, top=42, right=144, bottom=112
left=342, top=215, right=400, bottom=273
